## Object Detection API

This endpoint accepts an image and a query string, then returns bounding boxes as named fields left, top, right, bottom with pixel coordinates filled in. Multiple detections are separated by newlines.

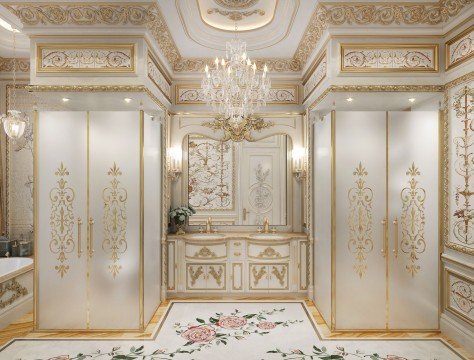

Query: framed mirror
left=182, top=134, right=292, bottom=227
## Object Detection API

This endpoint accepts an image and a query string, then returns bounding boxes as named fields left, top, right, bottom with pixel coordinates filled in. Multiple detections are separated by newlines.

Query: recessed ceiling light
left=346, top=97, right=354, bottom=102
left=62, top=97, right=70, bottom=102
left=408, top=97, right=416, bottom=103
left=124, top=97, right=133, bottom=103
left=0, top=18, right=19, bottom=32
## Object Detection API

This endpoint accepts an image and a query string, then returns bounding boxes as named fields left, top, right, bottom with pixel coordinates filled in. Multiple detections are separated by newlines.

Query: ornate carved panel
left=147, top=53, right=171, bottom=100
left=446, top=25, right=474, bottom=70
left=102, top=163, right=128, bottom=279
left=49, top=163, right=75, bottom=278
left=0, top=57, right=30, bottom=72
left=347, top=162, right=374, bottom=278
left=188, top=137, right=234, bottom=211
left=176, top=85, right=298, bottom=105
left=37, top=44, right=135, bottom=73
left=446, top=269, right=474, bottom=325
left=249, top=163, right=273, bottom=225
left=341, top=44, right=438, bottom=72
left=0, top=278, right=28, bottom=309
left=303, top=52, right=327, bottom=100
left=449, top=85, right=474, bottom=255
left=400, top=163, right=426, bottom=277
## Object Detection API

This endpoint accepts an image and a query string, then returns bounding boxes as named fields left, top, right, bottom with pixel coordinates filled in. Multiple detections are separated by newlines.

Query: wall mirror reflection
left=183, top=134, right=291, bottom=226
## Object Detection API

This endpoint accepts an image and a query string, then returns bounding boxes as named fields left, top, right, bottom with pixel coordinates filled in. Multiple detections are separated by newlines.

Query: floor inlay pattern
left=0, top=300, right=470, bottom=360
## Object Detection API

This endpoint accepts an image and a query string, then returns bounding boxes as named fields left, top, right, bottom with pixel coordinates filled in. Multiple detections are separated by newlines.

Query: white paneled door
left=37, top=111, right=88, bottom=329
left=388, top=112, right=439, bottom=329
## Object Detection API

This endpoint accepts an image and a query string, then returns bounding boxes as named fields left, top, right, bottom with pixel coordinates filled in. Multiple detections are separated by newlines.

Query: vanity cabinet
left=167, top=234, right=307, bottom=295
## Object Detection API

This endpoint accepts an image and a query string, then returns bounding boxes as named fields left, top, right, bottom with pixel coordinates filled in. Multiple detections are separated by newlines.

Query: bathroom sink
left=249, top=233, right=288, bottom=240
left=186, top=233, right=225, bottom=240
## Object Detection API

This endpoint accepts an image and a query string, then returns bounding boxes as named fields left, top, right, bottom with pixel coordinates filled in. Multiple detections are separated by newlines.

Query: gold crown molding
left=445, top=70, right=474, bottom=89
left=0, top=57, right=30, bottom=73
left=445, top=24, right=474, bottom=71
left=214, top=0, right=259, bottom=10
left=340, top=44, right=439, bottom=73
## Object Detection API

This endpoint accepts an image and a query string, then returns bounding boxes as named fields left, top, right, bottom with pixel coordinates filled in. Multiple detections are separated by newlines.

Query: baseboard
left=440, top=313, right=474, bottom=356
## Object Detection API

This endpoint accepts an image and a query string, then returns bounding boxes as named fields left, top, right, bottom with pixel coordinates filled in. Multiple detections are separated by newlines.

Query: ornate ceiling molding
left=3, top=0, right=472, bottom=73
left=206, top=8, right=265, bottom=21
left=0, top=57, right=30, bottom=72
left=213, top=0, right=259, bottom=10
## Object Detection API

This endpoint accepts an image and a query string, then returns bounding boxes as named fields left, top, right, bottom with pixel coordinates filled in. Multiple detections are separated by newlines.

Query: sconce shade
left=1, top=110, right=27, bottom=142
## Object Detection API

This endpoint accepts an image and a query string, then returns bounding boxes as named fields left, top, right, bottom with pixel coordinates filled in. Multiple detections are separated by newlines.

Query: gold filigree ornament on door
left=452, top=86, right=474, bottom=248
left=49, top=162, right=76, bottom=278
left=347, top=162, right=374, bottom=278
left=102, top=163, right=128, bottom=279
left=400, top=163, right=426, bottom=277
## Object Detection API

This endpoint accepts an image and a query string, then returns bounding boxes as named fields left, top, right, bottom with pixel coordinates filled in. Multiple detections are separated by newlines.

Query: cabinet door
left=88, top=112, right=140, bottom=329
left=37, top=111, right=87, bottom=329
left=268, top=264, right=289, bottom=290
left=187, top=264, right=207, bottom=290
left=249, top=264, right=269, bottom=290
left=206, top=264, right=226, bottom=290
left=388, top=111, right=439, bottom=329
left=335, top=111, right=387, bottom=329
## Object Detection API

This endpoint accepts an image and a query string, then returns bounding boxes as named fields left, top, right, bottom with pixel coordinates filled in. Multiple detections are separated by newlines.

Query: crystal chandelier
left=201, top=28, right=271, bottom=124
left=0, top=28, right=29, bottom=143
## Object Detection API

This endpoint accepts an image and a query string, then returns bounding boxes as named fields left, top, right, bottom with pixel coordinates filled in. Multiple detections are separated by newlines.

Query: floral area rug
left=0, top=301, right=466, bottom=360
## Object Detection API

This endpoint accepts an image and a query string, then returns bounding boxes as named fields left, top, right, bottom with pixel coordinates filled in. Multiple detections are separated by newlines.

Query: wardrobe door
left=388, top=111, right=439, bottom=330
left=37, top=111, right=87, bottom=329
left=334, top=111, right=387, bottom=330
left=88, top=111, right=141, bottom=330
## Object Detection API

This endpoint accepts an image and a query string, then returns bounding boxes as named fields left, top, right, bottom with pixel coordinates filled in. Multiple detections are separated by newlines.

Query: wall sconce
left=292, top=147, right=306, bottom=182
left=168, top=146, right=182, bottom=182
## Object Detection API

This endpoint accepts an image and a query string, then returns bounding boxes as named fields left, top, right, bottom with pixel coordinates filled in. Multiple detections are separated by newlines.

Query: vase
left=176, top=223, right=186, bottom=235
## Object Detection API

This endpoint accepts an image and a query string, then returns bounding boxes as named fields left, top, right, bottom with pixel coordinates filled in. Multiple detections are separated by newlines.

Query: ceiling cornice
left=1, top=0, right=472, bottom=74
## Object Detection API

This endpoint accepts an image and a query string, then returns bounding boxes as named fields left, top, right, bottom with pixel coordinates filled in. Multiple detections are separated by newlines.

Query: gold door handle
left=77, top=217, right=83, bottom=258
left=381, top=218, right=387, bottom=258
left=243, top=208, right=249, bottom=221
left=392, top=218, right=399, bottom=258
left=88, top=217, right=95, bottom=258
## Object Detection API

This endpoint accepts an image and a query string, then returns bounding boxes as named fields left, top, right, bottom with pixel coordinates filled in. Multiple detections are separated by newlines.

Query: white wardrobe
left=313, top=110, right=439, bottom=330
left=35, top=111, right=162, bottom=331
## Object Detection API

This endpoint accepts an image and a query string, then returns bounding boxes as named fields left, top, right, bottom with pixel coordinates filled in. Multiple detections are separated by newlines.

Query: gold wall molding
left=400, top=163, right=426, bottom=277
left=347, top=162, right=374, bottom=278
left=0, top=57, right=30, bottom=73
left=147, top=52, right=171, bottom=101
left=0, top=278, right=28, bottom=309
left=36, top=44, right=135, bottom=73
left=49, top=162, right=75, bottom=278
left=340, top=44, right=439, bottom=73
left=446, top=25, right=474, bottom=70
left=445, top=268, right=474, bottom=326
left=303, top=51, right=327, bottom=101
left=102, top=162, right=128, bottom=279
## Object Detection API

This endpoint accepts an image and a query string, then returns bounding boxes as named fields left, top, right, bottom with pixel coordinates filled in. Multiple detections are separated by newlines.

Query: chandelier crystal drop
left=0, top=28, right=29, bottom=143
left=201, top=37, right=271, bottom=124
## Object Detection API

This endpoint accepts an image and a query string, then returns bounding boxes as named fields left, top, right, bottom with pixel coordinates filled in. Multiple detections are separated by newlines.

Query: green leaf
left=196, top=318, right=205, bottom=324
left=244, top=314, right=257, bottom=319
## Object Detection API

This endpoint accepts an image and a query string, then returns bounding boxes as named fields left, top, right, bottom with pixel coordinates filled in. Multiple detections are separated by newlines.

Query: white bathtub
left=0, top=257, right=33, bottom=329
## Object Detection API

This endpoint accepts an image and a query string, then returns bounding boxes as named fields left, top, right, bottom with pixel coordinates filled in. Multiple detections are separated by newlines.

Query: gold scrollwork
left=252, top=265, right=267, bottom=287
left=208, top=265, right=224, bottom=286
left=258, top=247, right=282, bottom=258
left=451, top=279, right=474, bottom=317
left=452, top=86, right=474, bottom=249
left=348, top=162, right=374, bottom=278
left=0, top=278, right=28, bottom=309
left=202, top=116, right=274, bottom=142
left=271, top=266, right=287, bottom=287
left=102, top=163, right=128, bottom=279
left=49, top=162, right=75, bottom=278
left=189, top=265, right=204, bottom=286
left=400, top=163, right=427, bottom=277
left=193, top=246, right=217, bottom=258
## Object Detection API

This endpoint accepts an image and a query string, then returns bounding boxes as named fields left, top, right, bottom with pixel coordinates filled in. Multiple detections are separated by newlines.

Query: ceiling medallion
left=207, top=8, right=265, bottom=21
left=203, top=115, right=273, bottom=142
left=213, top=0, right=259, bottom=10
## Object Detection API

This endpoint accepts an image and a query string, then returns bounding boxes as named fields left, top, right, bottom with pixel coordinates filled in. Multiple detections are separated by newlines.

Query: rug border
left=0, top=300, right=469, bottom=360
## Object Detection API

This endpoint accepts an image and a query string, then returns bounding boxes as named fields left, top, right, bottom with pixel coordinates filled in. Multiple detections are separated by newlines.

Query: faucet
left=206, top=217, right=212, bottom=233
left=263, top=218, right=270, bottom=233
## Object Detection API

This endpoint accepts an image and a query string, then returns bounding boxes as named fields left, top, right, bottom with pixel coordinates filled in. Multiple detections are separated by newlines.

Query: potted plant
left=169, top=205, right=196, bottom=235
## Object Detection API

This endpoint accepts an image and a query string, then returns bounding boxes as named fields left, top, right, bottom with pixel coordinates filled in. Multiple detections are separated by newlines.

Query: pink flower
left=216, top=316, right=247, bottom=329
left=181, top=325, right=216, bottom=343
left=47, top=357, right=69, bottom=360
left=257, top=321, right=277, bottom=330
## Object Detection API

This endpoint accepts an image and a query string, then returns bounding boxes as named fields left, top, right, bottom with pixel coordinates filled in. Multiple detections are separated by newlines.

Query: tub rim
left=0, top=258, right=34, bottom=284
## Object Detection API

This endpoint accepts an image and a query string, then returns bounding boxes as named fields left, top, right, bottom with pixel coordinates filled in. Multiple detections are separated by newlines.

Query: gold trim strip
left=139, top=110, right=145, bottom=330
left=33, top=110, right=38, bottom=330
left=330, top=109, right=336, bottom=330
